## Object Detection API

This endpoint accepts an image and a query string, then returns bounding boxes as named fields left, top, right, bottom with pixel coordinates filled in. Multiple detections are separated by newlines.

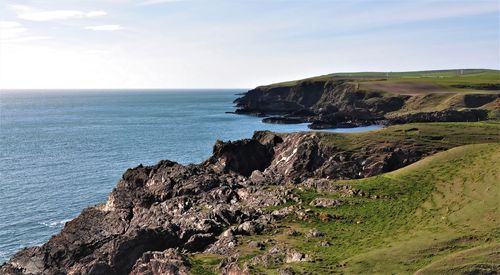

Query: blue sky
left=0, top=0, right=499, bottom=88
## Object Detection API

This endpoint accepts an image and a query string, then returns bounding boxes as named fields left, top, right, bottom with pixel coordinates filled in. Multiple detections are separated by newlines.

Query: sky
left=0, top=0, right=499, bottom=89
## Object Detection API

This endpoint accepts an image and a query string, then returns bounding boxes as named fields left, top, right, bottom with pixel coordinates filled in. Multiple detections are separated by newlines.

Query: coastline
left=2, top=69, right=499, bottom=273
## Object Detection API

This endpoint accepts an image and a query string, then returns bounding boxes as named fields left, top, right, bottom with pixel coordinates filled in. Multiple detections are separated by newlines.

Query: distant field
left=358, top=70, right=500, bottom=95
left=263, top=69, right=500, bottom=95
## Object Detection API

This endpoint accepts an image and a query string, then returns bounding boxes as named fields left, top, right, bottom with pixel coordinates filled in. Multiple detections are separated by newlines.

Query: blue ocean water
left=0, top=90, right=381, bottom=262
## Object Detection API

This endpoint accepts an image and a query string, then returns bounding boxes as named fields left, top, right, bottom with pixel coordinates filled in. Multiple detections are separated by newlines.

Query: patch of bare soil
left=360, top=81, right=453, bottom=95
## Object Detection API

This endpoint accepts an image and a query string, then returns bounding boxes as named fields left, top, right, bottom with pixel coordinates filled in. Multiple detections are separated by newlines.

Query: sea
left=0, top=89, right=382, bottom=262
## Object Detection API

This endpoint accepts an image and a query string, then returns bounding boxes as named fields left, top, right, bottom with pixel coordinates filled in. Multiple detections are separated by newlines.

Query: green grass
left=320, top=121, right=500, bottom=151
left=188, top=122, right=500, bottom=274
left=339, top=144, right=500, bottom=274
left=232, top=143, right=499, bottom=274
left=260, top=69, right=500, bottom=91
left=190, top=254, right=221, bottom=275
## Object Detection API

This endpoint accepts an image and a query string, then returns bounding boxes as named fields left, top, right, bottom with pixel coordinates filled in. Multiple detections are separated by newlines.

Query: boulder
left=129, top=249, right=190, bottom=275
left=306, top=229, right=324, bottom=238
left=309, top=198, right=342, bottom=208
left=207, top=139, right=273, bottom=177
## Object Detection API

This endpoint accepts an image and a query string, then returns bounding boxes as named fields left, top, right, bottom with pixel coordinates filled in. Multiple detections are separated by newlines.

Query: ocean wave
left=39, top=218, right=72, bottom=228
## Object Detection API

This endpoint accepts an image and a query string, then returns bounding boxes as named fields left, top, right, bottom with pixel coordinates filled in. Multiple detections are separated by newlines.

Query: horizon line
left=0, top=88, right=250, bottom=91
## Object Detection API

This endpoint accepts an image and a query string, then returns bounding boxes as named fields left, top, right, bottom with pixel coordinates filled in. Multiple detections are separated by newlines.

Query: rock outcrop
left=234, top=78, right=499, bottom=128
left=0, top=130, right=464, bottom=275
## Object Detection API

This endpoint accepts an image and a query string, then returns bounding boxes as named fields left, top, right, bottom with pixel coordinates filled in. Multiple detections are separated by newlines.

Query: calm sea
left=0, top=89, right=381, bottom=262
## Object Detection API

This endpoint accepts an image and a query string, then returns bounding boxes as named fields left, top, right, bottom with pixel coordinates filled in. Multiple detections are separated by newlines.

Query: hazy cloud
left=0, top=20, right=51, bottom=42
left=11, top=5, right=107, bottom=21
left=139, top=0, right=185, bottom=6
left=84, top=25, right=122, bottom=31
left=0, top=21, right=27, bottom=40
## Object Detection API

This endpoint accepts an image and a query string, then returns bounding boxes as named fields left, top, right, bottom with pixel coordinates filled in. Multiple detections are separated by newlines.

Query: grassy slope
left=263, top=69, right=500, bottom=90
left=340, top=143, right=499, bottom=274
left=319, top=121, right=500, bottom=152
left=190, top=122, right=500, bottom=274
left=358, top=69, right=500, bottom=93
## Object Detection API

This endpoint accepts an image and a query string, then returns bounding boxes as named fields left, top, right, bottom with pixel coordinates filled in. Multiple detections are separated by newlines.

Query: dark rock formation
left=205, top=138, right=273, bottom=177
left=234, top=79, right=497, bottom=128
left=451, top=83, right=500, bottom=91
left=262, top=117, right=305, bottom=124
left=130, top=249, right=190, bottom=275
left=387, top=109, right=489, bottom=124
left=0, top=130, right=457, bottom=275
left=234, top=79, right=407, bottom=127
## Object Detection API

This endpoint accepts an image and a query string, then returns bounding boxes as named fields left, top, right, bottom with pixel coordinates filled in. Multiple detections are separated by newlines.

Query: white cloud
left=0, top=21, right=22, bottom=28
left=0, top=21, right=27, bottom=40
left=0, top=20, right=51, bottom=42
left=6, top=36, right=51, bottom=43
left=85, top=25, right=122, bottom=31
left=87, top=11, right=107, bottom=17
left=10, top=5, right=107, bottom=22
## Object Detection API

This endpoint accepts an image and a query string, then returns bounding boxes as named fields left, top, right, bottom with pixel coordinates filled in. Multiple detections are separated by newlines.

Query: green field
left=190, top=122, right=500, bottom=274
left=320, top=121, right=500, bottom=152
left=263, top=69, right=500, bottom=92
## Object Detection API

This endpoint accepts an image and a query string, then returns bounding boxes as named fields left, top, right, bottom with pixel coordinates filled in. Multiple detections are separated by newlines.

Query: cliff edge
left=234, top=69, right=500, bottom=129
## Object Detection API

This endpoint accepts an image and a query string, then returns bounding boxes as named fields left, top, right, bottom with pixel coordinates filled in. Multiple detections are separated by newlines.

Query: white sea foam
left=39, top=218, right=72, bottom=228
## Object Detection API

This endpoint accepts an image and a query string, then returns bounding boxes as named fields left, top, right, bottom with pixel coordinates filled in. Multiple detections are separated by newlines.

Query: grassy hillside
left=264, top=69, right=500, bottom=91
left=340, top=143, right=499, bottom=274
left=190, top=122, right=500, bottom=274
left=320, top=121, right=500, bottom=152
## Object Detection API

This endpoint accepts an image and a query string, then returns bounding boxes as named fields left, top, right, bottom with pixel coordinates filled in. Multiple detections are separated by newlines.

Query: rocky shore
left=234, top=78, right=499, bottom=128
left=1, top=127, right=471, bottom=274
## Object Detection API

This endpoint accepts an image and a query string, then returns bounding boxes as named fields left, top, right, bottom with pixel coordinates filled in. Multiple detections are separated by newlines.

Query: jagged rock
left=252, top=131, right=283, bottom=148
left=129, top=249, right=190, bottom=275
left=285, top=228, right=301, bottom=237
left=205, top=234, right=238, bottom=256
left=233, top=79, right=406, bottom=126
left=248, top=170, right=266, bottom=185
left=309, top=198, right=342, bottom=208
left=236, top=217, right=271, bottom=235
left=249, top=245, right=287, bottom=267
left=278, top=267, right=296, bottom=275
left=306, top=229, right=324, bottom=238
left=262, top=116, right=304, bottom=124
left=387, top=109, right=489, bottom=124
left=206, top=139, right=273, bottom=177
left=271, top=206, right=296, bottom=219
left=183, top=233, right=215, bottom=252
left=264, top=133, right=327, bottom=183
left=220, top=262, right=250, bottom=275
left=248, top=241, right=265, bottom=250
left=284, top=250, right=311, bottom=263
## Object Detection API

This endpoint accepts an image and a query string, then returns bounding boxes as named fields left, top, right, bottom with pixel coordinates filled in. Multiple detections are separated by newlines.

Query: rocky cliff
left=234, top=77, right=499, bottom=128
left=4, top=123, right=495, bottom=275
